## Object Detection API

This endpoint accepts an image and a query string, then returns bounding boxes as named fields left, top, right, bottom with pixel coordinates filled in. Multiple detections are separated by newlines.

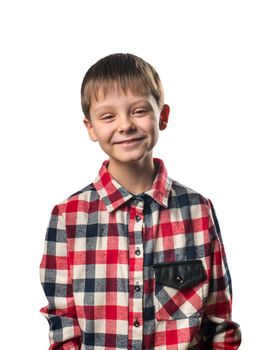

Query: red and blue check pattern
left=40, top=158, right=241, bottom=349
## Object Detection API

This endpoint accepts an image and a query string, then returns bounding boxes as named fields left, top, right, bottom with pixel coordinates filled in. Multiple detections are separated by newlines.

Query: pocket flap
left=153, top=260, right=206, bottom=290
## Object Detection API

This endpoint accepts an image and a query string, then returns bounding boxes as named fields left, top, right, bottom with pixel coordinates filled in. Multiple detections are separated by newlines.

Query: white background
left=0, top=1, right=263, bottom=348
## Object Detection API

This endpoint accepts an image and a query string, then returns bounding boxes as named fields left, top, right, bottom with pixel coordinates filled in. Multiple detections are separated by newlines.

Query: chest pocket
left=153, top=260, right=206, bottom=321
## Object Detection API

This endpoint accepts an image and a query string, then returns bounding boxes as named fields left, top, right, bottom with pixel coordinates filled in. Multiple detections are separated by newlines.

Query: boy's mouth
left=114, top=137, right=145, bottom=145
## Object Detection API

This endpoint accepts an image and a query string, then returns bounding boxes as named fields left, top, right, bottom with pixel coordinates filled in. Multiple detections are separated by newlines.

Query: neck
left=107, top=155, right=157, bottom=195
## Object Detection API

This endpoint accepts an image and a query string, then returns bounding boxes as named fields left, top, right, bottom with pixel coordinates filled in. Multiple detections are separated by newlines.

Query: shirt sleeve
left=201, top=199, right=241, bottom=349
left=39, top=204, right=81, bottom=349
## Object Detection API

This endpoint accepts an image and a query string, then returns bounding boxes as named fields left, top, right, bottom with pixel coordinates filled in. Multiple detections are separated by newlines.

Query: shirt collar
left=93, top=158, right=172, bottom=212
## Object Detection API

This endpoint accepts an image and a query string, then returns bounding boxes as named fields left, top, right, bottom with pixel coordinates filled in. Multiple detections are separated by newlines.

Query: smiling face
left=83, top=87, right=169, bottom=167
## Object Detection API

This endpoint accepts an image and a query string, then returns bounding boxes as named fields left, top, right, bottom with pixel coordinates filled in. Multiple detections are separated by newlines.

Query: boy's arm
left=202, top=199, right=241, bottom=348
left=39, top=204, right=81, bottom=350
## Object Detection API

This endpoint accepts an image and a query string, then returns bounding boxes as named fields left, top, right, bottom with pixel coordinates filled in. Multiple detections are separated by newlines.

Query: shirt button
left=135, top=285, right=141, bottom=292
left=176, top=276, right=184, bottom=284
left=135, top=248, right=141, bottom=256
left=135, top=215, right=141, bottom=222
left=134, top=320, right=140, bottom=327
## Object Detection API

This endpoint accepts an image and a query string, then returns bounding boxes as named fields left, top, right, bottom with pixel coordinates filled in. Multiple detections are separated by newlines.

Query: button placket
left=128, top=200, right=144, bottom=344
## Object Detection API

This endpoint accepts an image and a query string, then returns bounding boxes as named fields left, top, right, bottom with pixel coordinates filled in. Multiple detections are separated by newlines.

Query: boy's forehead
left=91, top=85, right=152, bottom=106
left=93, top=83, right=148, bottom=99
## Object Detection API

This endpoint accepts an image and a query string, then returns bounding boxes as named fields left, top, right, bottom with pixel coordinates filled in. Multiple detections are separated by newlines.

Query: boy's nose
left=117, top=115, right=136, bottom=133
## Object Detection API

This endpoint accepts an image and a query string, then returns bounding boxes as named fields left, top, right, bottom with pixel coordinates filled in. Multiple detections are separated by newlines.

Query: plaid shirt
left=40, top=158, right=241, bottom=349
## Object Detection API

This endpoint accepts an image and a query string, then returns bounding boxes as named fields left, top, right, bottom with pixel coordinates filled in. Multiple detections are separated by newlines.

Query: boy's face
left=83, top=87, right=169, bottom=166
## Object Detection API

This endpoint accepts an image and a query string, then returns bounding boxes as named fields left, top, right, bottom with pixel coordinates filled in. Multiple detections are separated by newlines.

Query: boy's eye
left=101, top=115, right=113, bottom=120
left=134, top=108, right=147, bottom=114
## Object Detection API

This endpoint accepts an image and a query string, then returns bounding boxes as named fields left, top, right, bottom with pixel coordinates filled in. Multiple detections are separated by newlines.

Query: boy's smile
left=83, top=88, right=169, bottom=168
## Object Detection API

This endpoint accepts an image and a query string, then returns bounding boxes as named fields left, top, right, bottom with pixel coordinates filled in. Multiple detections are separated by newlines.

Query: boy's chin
left=108, top=152, right=153, bottom=165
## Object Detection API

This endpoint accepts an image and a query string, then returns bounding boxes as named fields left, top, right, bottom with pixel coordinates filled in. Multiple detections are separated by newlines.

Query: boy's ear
left=159, top=104, right=170, bottom=130
left=83, top=117, right=98, bottom=142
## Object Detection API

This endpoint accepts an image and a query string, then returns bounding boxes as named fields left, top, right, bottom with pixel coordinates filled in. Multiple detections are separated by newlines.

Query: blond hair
left=81, top=53, right=164, bottom=119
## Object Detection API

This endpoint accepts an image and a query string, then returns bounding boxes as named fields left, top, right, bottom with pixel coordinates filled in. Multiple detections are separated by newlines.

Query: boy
left=40, top=53, right=241, bottom=349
